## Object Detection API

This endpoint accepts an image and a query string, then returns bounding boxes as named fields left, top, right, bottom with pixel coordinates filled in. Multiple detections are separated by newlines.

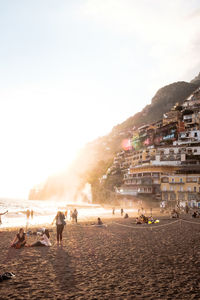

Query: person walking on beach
left=0, top=210, right=8, bottom=225
left=30, top=210, right=34, bottom=219
left=10, top=228, right=27, bottom=248
left=52, top=211, right=66, bottom=245
left=73, top=209, right=78, bottom=223
left=120, top=208, right=124, bottom=216
left=112, top=208, right=115, bottom=215
left=26, top=209, right=30, bottom=220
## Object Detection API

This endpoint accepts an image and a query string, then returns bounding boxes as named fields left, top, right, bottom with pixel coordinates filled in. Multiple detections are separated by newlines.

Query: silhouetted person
left=120, top=208, right=124, bottom=216
left=124, top=213, right=129, bottom=219
left=97, top=217, right=103, bottom=225
left=73, top=209, right=78, bottom=223
left=112, top=208, right=115, bottom=215
left=30, top=210, right=34, bottom=219
left=0, top=210, right=8, bottom=225
left=26, top=209, right=30, bottom=219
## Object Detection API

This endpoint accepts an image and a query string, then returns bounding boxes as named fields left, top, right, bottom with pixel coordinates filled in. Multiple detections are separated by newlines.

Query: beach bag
left=61, top=214, right=66, bottom=225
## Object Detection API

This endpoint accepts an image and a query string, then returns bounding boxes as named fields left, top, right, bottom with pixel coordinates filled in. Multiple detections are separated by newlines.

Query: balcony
left=169, top=181, right=184, bottom=184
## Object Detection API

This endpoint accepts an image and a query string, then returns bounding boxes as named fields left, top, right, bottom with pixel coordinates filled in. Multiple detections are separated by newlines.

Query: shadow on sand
left=50, top=246, right=77, bottom=293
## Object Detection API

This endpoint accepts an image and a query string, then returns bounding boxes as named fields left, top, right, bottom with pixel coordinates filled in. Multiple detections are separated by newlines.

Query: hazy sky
left=0, top=0, right=200, bottom=198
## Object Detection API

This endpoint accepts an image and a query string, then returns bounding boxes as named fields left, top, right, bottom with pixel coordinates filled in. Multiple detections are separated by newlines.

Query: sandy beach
left=1, top=215, right=200, bottom=299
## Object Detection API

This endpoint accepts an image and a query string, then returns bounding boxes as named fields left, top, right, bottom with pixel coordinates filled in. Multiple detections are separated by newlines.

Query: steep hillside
left=191, top=72, right=200, bottom=86
left=113, top=81, right=199, bottom=132
left=29, top=75, right=200, bottom=201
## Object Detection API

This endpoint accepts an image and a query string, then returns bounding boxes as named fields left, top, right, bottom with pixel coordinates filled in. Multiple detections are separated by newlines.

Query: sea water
left=0, top=198, right=136, bottom=228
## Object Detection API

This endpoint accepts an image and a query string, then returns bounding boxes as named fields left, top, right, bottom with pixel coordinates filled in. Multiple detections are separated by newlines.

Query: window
left=180, top=178, right=183, bottom=183
left=178, top=193, right=185, bottom=200
left=172, top=178, right=175, bottom=183
left=170, top=193, right=176, bottom=200
left=163, top=193, right=168, bottom=201
left=194, top=186, right=197, bottom=192
left=170, top=186, right=173, bottom=191
left=188, top=186, right=191, bottom=192
left=180, top=186, right=183, bottom=192
left=194, top=132, right=198, bottom=137
left=163, top=186, right=167, bottom=191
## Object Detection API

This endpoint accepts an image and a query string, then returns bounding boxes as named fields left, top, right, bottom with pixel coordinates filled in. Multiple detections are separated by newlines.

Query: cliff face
left=113, top=81, right=199, bottom=132
left=190, top=72, right=200, bottom=86
left=29, top=74, right=200, bottom=201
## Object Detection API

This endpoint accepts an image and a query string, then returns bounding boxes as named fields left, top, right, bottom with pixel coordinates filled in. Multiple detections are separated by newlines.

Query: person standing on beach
left=26, top=209, right=30, bottom=220
left=0, top=210, right=8, bottom=225
left=112, top=208, right=115, bottom=215
left=30, top=210, right=34, bottom=219
left=52, top=211, right=66, bottom=245
left=120, top=208, right=124, bottom=216
left=73, top=209, right=78, bottom=223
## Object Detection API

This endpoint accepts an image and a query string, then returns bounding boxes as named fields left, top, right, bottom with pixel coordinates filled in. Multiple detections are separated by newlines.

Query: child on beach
left=29, top=229, right=51, bottom=247
left=11, top=228, right=27, bottom=249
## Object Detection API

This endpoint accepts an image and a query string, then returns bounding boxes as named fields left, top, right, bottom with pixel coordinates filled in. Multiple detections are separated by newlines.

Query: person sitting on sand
left=124, top=213, right=129, bottom=219
left=97, top=217, right=103, bottom=225
left=171, top=209, right=179, bottom=218
left=140, top=214, right=148, bottom=223
left=11, top=228, right=27, bottom=249
left=136, top=217, right=142, bottom=224
left=192, top=211, right=199, bottom=218
left=29, top=229, right=51, bottom=247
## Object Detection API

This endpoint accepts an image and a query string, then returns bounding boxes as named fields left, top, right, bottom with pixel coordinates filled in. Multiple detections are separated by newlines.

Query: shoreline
left=0, top=208, right=170, bottom=232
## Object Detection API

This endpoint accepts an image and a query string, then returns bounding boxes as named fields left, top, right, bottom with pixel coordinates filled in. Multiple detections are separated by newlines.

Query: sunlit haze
left=0, top=0, right=200, bottom=198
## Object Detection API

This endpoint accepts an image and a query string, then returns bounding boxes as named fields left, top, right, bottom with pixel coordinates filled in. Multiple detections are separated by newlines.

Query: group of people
left=136, top=214, right=159, bottom=224
left=64, top=208, right=78, bottom=223
left=26, top=209, right=34, bottom=220
left=10, top=211, right=66, bottom=249
left=136, top=214, right=149, bottom=224
left=10, top=227, right=51, bottom=248
left=112, top=208, right=127, bottom=218
left=10, top=211, right=106, bottom=249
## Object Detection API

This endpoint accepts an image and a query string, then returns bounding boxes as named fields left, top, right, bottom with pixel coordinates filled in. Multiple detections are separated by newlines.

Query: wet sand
left=1, top=215, right=200, bottom=299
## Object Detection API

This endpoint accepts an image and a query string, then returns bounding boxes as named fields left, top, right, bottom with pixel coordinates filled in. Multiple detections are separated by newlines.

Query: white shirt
left=40, top=234, right=52, bottom=246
